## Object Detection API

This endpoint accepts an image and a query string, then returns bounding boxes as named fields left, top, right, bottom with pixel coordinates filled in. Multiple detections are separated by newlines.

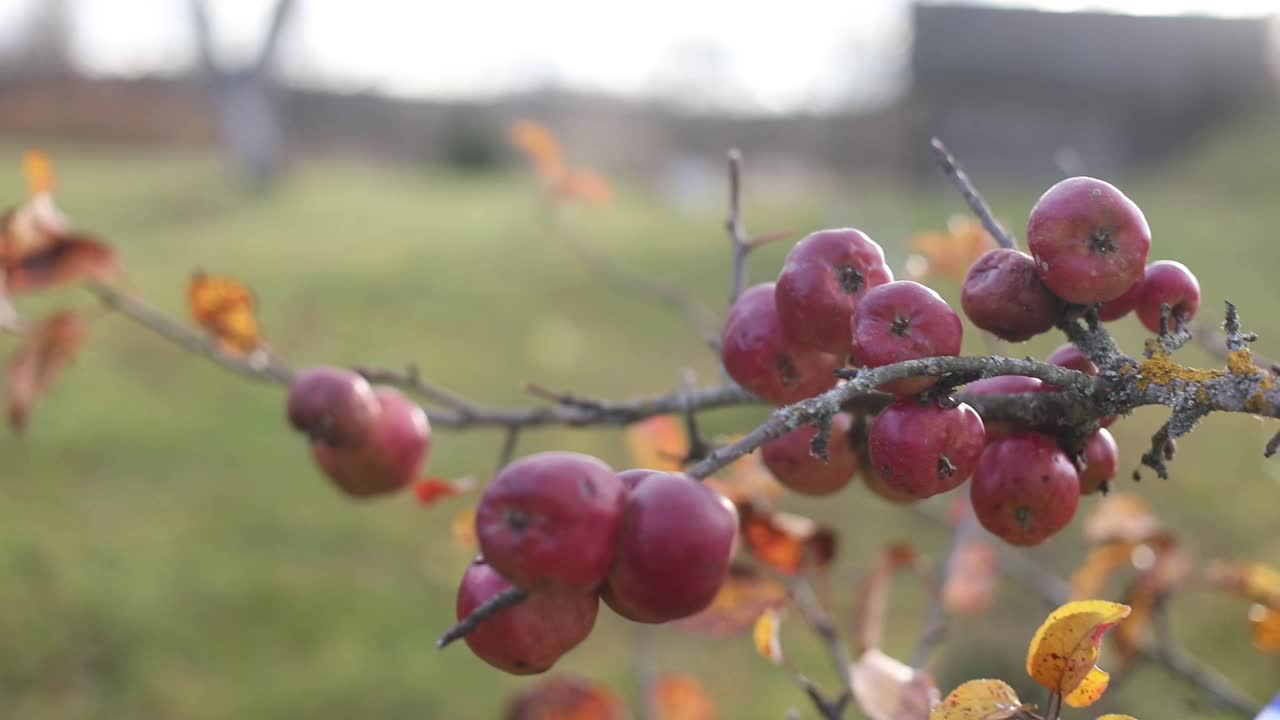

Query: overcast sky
left=0, top=0, right=1275, bottom=113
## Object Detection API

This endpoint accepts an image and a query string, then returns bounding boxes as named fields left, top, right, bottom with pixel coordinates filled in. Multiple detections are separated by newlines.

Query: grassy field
left=1, top=116, right=1278, bottom=719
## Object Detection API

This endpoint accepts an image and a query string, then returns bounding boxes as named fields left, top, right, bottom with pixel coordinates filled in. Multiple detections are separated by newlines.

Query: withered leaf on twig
left=7, top=309, right=86, bottom=433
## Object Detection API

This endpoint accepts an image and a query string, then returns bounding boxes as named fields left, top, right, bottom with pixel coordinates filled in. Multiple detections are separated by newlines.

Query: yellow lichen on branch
left=1135, top=348, right=1222, bottom=391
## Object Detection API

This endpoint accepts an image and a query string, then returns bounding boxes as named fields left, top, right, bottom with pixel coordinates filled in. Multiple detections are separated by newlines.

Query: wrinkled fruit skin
left=775, top=228, right=894, bottom=353
left=1097, top=275, right=1144, bottom=321
left=970, top=433, right=1080, bottom=546
left=287, top=366, right=380, bottom=448
left=310, top=387, right=431, bottom=497
left=960, top=248, right=1062, bottom=342
left=602, top=472, right=737, bottom=623
left=457, top=557, right=598, bottom=675
left=476, top=451, right=625, bottom=592
left=761, top=412, right=859, bottom=495
left=850, top=280, right=963, bottom=395
left=721, top=283, right=842, bottom=405
left=1136, top=260, right=1201, bottom=334
left=961, top=375, right=1045, bottom=438
left=1079, top=428, right=1119, bottom=495
left=1028, top=176, right=1151, bottom=304
left=868, top=399, right=985, bottom=498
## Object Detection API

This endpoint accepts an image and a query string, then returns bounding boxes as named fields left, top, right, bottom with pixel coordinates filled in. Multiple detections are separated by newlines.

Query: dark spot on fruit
left=835, top=264, right=864, bottom=295
left=1089, top=228, right=1116, bottom=254
left=776, top=354, right=799, bottom=386
left=514, top=659, right=529, bottom=670
left=1014, top=506, right=1032, bottom=530
left=580, top=476, right=596, bottom=498
left=936, top=455, right=956, bottom=479
left=1041, top=474, right=1050, bottom=483
left=890, top=314, right=911, bottom=337
left=505, top=508, right=530, bottom=532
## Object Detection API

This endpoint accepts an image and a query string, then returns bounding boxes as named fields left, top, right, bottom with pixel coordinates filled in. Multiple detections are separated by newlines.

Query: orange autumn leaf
left=451, top=507, right=477, bottom=549
left=706, top=448, right=785, bottom=505
left=906, top=215, right=997, bottom=284
left=6, top=309, right=86, bottom=432
left=503, top=675, right=627, bottom=720
left=929, top=679, right=1025, bottom=720
left=412, top=476, right=474, bottom=507
left=675, top=563, right=787, bottom=638
left=3, top=232, right=119, bottom=295
left=1112, top=537, right=1192, bottom=667
left=851, top=648, right=938, bottom=720
left=851, top=542, right=925, bottom=654
left=1071, top=542, right=1137, bottom=600
left=1249, top=604, right=1280, bottom=652
left=1083, top=493, right=1163, bottom=545
left=1204, top=560, right=1280, bottom=607
left=625, top=414, right=687, bottom=471
left=1026, top=600, right=1131, bottom=707
left=559, top=167, right=613, bottom=206
left=23, top=149, right=55, bottom=195
left=652, top=673, right=717, bottom=720
left=942, top=535, right=998, bottom=615
left=737, top=501, right=837, bottom=576
left=752, top=608, right=784, bottom=664
left=188, top=270, right=263, bottom=353
left=508, top=120, right=565, bottom=185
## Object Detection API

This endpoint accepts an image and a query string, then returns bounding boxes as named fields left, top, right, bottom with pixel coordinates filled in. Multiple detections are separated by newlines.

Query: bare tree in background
left=189, top=0, right=296, bottom=192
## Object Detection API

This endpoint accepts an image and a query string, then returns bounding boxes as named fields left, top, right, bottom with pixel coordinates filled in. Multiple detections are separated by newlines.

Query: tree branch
left=435, top=586, right=528, bottom=649
left=253, top=0, right=297, bottom=76
left=725, top=148, right=751, bottom=305
left=930, top=137, right=1017, bottom=251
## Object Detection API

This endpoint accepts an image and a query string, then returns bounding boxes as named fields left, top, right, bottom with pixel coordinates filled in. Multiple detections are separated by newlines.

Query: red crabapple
left=456, top=557, right=598, bottom=675
left=309, top=387, right=430, bottom=497
left=286, top=366, right=380, bottom=448
left=775, top=228, right=894, bottom=353
left=761, top=413, right=859, bottom=495
left=1079, top=428, right=1119, bottom=495
left=862, top=463, right=918, bottom=504
left=1027, top=176, right=1151, bottom=304
left=1045, top=343, right=1099, bottom=376
left=602, top=472, right=737, bottom=623
left=868, top=399, right=985, bottom=498
left=960, top=248, right=1062, bottom=341
left=617, top=468, right=658, bottom=491
left=1097, top=275, right=1144, bottom=321
left=850, top=281, right=963, bottom=395
left=961, top=375, right=1045, bottom=438
left=970, top=433, right=1080, bottom=546
left=476, top=452, right=625, bottom=592
left=721, top=283, right=842, bottom=405
left=1135, top=260, right=1201, bottom=334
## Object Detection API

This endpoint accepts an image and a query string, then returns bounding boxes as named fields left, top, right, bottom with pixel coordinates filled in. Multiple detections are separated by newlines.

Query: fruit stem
left=436, top=586, right=529, bottom=649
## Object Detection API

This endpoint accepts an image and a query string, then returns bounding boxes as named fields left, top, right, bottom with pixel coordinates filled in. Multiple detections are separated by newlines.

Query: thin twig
left=435, top=586, right=528, bottom=649
left=791, top=578, right=856, bottom=700
left=930, top=137, right=1017, bottom=250
left=495, top=427, right=520, bottom=472
left=358, top=364, right=477, bottom=416
left=726, top=148, right=751, bottom=305
left=910, top=503, right=980, bottom=667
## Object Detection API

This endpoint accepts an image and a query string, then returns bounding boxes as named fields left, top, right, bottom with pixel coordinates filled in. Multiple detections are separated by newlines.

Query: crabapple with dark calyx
left=309, top=386, right=430, bottom=497
left=867, top=398, right=985, bottom=499
left=775, top=228, right=893, bottom=353
left=1136, top=260, right=1201, bottom=334
left=1027, top=176, right=1151, bottom=304
left=476, top=451, right=625, bottom=593
left=850, top=280, right=963, bottom=395
left=970, top=433, right=1080, bottom=546
left=761, top=412, right=859, bottom=495
left=721, top=282, right=843, bottom=406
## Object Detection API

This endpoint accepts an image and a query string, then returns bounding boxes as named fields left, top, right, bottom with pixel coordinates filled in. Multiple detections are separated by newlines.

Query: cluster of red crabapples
left=280, top=177, right=1203, bottom=676
left=723, top=176, right=1201, bottom=546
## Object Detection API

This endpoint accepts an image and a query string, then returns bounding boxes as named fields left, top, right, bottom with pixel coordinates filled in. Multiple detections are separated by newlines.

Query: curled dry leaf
left=851, top=648, right=939, bottom=720
left=929, top=679, right=1024, bottom=720
left=1083, top=493, right=1163, bottom=545
left=188, top=270, right=263, bottom=353
left=752, top=607, right=784, bottom=664
left=851, top=542, right=924, bottom=654
left=7, top=309, right=86, bottom=432
left=706, top=448, right=785, bottom=505
left=737, top=501, right=837, bottom=576
left=1071, top=543, right=1138, bottom=600
left=652, top=673, right=717, bottom=720
left=451, top=507, right=477, bottom=549
left=1112, top=535, right=1193, bottom=667
left=503, top=675, right=628, bottom=720
left=1249, top=604, right=1280, bottom=652
left=1026, top=600, right=1131, bottom=708
left=675, top=563, right=787, bottom=638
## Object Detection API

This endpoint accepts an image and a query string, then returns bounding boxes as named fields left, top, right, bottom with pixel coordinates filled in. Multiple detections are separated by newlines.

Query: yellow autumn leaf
left=928, top=679, right=1024, bottom=720
left=1026, top=600, right=1131, bottom=707
left=752, top=608, right=783, bottom=664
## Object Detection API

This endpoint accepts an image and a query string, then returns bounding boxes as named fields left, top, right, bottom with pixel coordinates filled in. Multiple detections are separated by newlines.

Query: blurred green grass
left=1, top=115, right=1278, bottom=719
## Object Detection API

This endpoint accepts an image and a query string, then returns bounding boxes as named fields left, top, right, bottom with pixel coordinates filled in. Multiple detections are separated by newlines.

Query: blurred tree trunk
left=189, top=0, right=296, bottom=193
